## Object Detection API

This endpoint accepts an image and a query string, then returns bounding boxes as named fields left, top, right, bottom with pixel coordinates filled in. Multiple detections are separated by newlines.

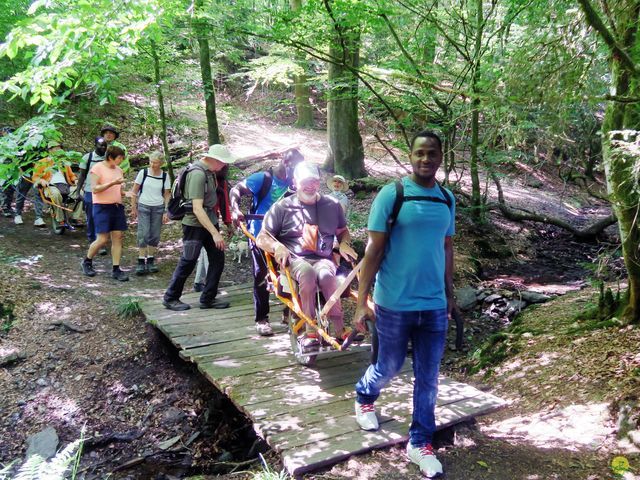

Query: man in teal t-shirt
left=353, top=131, right=455, bottom=479
left=229, top=148, right=303, bottom=336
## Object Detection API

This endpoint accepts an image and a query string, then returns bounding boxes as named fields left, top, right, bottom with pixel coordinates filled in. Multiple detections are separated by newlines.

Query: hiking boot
left=406, top=443, right=443, bottom=478
left=355, top=400, right=379, bottom=431
left=14, top=215, right=23, bottom=225
left=34, top=217, right=46, bottom=227
left=2, top=208, right=14, bottom=218
left=81, top=259, right=96, bottom=277
left=99, top=247, right=108, bottom=256
left=193, top=282, right=204, bottom=293
left=135, top=263, right=146, bottom=276
left=111, top=269, right=129, bottom=282
left=146, top=258, right=159, bottom=273
left=255, top=320, right=274, bottom=336
left=163, top=299, right=191, bottom=311
left=200, top=298, right=230, bottom=309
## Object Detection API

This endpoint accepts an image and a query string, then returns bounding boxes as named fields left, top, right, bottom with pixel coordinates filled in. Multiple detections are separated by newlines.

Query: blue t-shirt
left=244, top=171, right=292, bottom=236
left=368, top=177, right=455, bottom=311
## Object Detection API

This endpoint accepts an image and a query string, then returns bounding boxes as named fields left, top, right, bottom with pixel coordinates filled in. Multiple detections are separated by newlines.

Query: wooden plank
left=281, top=395, right=506, bottom=476
left=142, top=284, right=507, bottom=478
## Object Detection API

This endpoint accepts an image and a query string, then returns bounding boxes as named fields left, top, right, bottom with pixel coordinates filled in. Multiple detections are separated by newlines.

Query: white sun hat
left=200, top=144, right=238, bottom=164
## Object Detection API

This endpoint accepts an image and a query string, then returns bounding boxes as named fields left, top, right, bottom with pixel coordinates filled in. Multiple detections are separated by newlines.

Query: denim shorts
left=93, top=203, right=128, bottom=233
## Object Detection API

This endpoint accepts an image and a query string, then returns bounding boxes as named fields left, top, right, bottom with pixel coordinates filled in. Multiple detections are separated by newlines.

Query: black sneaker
left=200, top=299, right=230, bottom=309
left=193, top=282, right=204, bottom=293
left=99, top=247, right=108, bottom=256
left=163, top=299, right=191, bottom=311
left=135, top=263, right=146, bottom=276
left=81, top=260, right=96, bottom=277
left=2, top=209, right=14, bottom=218
left=112, top=269, right=129, bottom=282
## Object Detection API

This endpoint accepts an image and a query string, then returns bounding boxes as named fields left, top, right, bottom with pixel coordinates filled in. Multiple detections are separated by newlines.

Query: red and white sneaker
left=355, top=400, right=379, bottom=431
left=406, top=443, right=443, bottom=478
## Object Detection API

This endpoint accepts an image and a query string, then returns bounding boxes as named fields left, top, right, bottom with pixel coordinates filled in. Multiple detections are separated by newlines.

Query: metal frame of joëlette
left=239, top=217, right=367, bottom=352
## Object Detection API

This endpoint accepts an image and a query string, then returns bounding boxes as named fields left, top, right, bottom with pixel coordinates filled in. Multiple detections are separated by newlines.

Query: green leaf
left=477, top=461, right=489, bottom=468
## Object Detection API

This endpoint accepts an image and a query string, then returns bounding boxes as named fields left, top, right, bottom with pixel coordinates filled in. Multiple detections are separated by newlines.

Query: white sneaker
left=34, top=217, right=46, bottom=227
left=255, top=320, right=274, bottom=336
left=14, top=215, right=23, bottom=225
left=355, top=400, right=379, bottom=431
left=406, top=443, right=443, bottom=478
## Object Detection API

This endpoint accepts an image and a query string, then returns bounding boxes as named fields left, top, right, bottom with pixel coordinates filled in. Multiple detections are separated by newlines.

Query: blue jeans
left=84, top=191, right=95, bottom=242
left=355, top=305, right=448, bottom=447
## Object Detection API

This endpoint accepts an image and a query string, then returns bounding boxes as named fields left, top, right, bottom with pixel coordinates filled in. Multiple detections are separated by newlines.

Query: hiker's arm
left=336, top=227, right=357, bottom=261
left=354, top=231, right=386, bottom=332
left=92, top=173, right=123, bottom=193
left=256, top=228, right=290, bottom=266
left=130, top=183, right=140, bottom=218
left=229, top=181, right=252, bottom=226
left=76, top=168, right=87, bottom=193
left=445, top=235, right=455, bottom=316
left=192, top=198, right=225, bottom=250
left=162, top=189, right=170, bottom=223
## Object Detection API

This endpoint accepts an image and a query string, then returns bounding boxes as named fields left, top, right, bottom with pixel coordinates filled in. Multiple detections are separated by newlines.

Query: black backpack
left=386, top=180, right=452, bottom=232
left=139, top=168, right=167, bottom=196
left=167, top=163, right=209, bottom=221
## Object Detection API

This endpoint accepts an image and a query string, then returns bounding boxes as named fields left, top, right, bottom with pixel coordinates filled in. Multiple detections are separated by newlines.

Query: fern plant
left=1, top=431, right=84, bottom=480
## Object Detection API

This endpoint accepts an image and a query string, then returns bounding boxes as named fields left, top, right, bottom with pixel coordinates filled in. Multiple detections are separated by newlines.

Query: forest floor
left=1, top=111, right=639, bottom=480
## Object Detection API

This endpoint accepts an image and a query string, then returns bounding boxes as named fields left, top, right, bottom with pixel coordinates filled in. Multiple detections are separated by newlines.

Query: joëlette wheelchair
left=240, top=217, right=377, bottom=367
left=37, top=184, right=82, bottom=235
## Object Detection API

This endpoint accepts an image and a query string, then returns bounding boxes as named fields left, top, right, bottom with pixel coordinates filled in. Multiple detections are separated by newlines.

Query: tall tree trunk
left=290, top=0, right=314, bottom=128
left=151, top=40, right=174, bottom=183
left=324, top=4, right=365, bottom=178
left=195, top=0, right=220, bottom=146
left=469, top=0, right=484, bottom=219
left=578, top=0, right=640, bottom=323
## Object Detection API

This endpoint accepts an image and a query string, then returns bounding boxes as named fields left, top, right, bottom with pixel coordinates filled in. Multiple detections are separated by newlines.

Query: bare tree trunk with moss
left=469, top=0, right=484, bottom=220
left=324, top=1, right=365, bottom=178
left=290, top=0, right=314, bottom=128
left=578, top=0, right=640, bottom=323
left=195, top=0, right=220, bottom=146
left=150, top=40, right=175, bottom=183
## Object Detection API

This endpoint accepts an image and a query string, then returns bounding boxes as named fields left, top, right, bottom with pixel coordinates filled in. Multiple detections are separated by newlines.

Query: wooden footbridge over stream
left=142, top=282, right=506, bottom=477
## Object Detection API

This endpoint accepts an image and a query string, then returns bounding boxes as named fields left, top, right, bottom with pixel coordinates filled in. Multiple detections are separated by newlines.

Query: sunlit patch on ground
left=482, top=403, right=614, bottom=450
left=23, top=390, right=83, bottom=426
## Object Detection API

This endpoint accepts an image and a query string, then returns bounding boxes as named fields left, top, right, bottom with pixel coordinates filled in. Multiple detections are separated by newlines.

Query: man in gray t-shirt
left=76, top=137, right=107, bottom=243
left=163, top=145, right=237, bottom=312
left=257, top=162, right=357, bottom=345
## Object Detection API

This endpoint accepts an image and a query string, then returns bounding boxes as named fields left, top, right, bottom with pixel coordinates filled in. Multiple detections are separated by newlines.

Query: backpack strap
left=162, top=171, right=167, bottom=195
left=386, top=180, right=404, bottom=233
left=386, top=179, right=453, bottom=233
left=251, top=169, right=273, bottom=214
left=139, top=168, right=149, bottom=195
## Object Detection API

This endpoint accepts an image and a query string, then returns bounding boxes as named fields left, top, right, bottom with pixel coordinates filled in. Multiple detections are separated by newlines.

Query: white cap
left=199, top=144, right=237, bottom=164
left=293, top=161, right=320, bottom=183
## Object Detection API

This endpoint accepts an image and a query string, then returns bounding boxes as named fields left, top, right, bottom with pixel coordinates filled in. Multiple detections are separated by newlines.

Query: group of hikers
left=0, top=125, right=455, bottom=478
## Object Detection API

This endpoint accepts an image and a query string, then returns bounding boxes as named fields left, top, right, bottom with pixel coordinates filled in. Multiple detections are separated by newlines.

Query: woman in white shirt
left=131, top=151, right=171, bottom=275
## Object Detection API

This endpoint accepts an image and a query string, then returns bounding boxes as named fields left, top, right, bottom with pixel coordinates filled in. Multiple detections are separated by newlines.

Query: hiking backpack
left=167, top=163, right=210, bottom=221
left=386, top=180, right=453, bottom=232
left=139, top=168, right=167, bottom=196
left=249, top=168, right=273, bottom=214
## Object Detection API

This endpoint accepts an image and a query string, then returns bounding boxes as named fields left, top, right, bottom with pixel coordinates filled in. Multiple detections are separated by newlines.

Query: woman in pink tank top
left=80, top=145, right=130, bottom=281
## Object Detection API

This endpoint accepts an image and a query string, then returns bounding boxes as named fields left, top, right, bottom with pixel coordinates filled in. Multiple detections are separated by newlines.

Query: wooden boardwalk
left=144, top=283, right=506, bottom=477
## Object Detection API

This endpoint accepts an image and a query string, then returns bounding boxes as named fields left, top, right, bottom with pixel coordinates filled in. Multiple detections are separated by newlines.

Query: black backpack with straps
left=139, top=168, right=167, bottom=196
left=386, top=179, right=452, bottom=232
left=167, top=163, right=210, bottom=221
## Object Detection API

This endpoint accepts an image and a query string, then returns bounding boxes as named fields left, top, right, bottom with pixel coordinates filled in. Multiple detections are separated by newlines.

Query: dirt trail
left=0, top=116, right=623, bottom=479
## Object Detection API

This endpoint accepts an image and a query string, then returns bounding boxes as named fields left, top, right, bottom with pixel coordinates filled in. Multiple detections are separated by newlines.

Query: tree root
left=490, top=173, right=617, bottom=240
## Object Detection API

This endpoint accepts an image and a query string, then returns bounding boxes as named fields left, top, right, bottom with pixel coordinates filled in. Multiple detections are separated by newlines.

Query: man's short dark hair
left=410, top=130, right=442, bottom=152
left=106, top=145, right=125, bottom=160
left=283, top=148, right=304, bottom=164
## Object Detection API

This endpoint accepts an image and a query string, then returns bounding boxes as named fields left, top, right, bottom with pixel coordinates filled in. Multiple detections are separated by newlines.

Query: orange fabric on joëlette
left=90, top=161, right=124, bottom=205
left=32, top=157, right=77, bottom=185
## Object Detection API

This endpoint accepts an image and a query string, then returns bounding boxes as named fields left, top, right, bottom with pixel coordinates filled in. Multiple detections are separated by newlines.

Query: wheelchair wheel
left=289, top=326, right=317, bottom=367
left=51, top=214, right=65, bottom=235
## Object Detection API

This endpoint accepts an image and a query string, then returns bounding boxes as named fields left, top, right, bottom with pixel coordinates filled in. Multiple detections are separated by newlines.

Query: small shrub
left=116, top=297, right=143, bottom=319
left=251, top=454, right=290, bottom=480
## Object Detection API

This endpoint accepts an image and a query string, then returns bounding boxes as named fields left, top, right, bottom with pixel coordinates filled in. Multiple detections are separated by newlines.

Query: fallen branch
left=234, top=146, right=300, bottom=169
left=372, top=133, right=411, bottom=174
left=49, top=320, right=94, bottom=333
left=490, top=173, right=617, bottom=240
